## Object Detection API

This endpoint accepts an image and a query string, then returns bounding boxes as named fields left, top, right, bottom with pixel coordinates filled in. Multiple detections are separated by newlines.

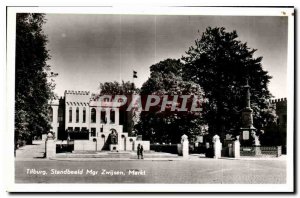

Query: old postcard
left=5, top=6, right=294, bottom=192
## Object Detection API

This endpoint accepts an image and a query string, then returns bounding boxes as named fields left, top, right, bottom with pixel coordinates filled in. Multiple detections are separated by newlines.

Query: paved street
left=15, top=141, right=286, bottom=184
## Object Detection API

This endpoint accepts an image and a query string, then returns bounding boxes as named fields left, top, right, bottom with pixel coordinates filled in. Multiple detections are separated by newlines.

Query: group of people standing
left=137, top=144, right=144, bottom=159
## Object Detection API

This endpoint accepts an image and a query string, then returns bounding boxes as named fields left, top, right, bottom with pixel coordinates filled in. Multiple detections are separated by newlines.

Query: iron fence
left=240, top=146, right=282, bottom=157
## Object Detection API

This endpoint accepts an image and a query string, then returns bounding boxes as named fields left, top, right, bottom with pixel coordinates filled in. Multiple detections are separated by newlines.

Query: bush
left=150, top=144, right=178, bottom=154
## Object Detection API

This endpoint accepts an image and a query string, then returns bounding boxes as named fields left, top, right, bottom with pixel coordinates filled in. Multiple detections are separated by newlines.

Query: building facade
left=270, top=98, right=287, bottom=128
left=49, top=90, right=149, bottom=151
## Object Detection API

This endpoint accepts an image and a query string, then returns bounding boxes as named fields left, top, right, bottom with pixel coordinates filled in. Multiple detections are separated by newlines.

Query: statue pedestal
left=109, top=144, right=119, bottom=151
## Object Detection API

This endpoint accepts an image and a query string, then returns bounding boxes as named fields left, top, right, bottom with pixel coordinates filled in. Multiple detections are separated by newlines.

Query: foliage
left=182, top=27, right=277, bottom=137
left=135, top=59, right=207, bottom=143
left=99, top=81, right=139, bottom=135
left=15, top=13, right=56, bottom=146
left=99, top=81, right=138, bottom=95
left=260, top=123, right=286, bottom=146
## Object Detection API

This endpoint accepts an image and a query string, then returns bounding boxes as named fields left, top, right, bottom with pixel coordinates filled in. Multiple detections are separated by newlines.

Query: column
left=52, top=106, right=58, bottom=124
left=72, top=105, right=76, bottom=124
left=99, top=107, right=102, bottom=124
left=96, top=107, right=100, bottom=124
left=52, top=105, right=58, bottom=138
left=79, top=106, right=82, bottom=124
left=115, top=108, right=119, bottom=125
left=106, top=108, right=110, bottom=124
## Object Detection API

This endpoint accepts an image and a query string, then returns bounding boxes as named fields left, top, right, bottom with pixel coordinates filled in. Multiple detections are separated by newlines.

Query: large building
left=49, top=90, right=149, bottom=151
left=270, top=98, right=287, bottom=128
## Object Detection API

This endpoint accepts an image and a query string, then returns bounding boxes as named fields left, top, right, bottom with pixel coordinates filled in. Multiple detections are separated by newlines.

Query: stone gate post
left=45, top=132, right=56, bottom=159
left=233, top=136, right=240, bottom=158
left=213, top=135, right=222, bottom=159
left=181, top=134, right=189, bottom=158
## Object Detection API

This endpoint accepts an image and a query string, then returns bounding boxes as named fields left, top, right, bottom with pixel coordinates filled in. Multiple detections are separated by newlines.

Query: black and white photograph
left=5, top=6, right=294, bottom=192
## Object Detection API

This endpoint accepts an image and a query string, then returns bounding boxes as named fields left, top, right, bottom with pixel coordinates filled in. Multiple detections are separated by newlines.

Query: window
left=91, top=108, right=96, bottom=123
left=75, top=127, right=80, bottom=132
left=110, top=109, right=115, bottom=124
left=48, top=107, right=53, bottom=122
left=69, top=107, right=72, bottom=123
left=83, top=107, right=86, bottom=123
left=76, top=107, right=79, bottom=123
left=100, top=126, right=103, bottom=132
left=101, top=110, right=106, bottom=123
left=58, top=108, right=63, bottom=122
left=91, top=128, right=96, bottom=137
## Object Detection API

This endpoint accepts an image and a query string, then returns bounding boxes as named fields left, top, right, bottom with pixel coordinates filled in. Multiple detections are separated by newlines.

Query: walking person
left=137, top=144, right=141, bottom=159
left=140, top=145, right=144, bottom=159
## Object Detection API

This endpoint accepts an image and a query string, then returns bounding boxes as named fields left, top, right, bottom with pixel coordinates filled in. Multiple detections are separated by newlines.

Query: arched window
left=91, top=108, right=96, bottom=123
left=83, top=107, right=86, bottom=123
left=101, top=110, right=106, bottom=123
left=110, top=109, right=115, bottom=124
left=48, top=107, right=53, bottom=122
left=76, top=107, right=79, bottom=123
left=69, top=107, right=72, bottom=123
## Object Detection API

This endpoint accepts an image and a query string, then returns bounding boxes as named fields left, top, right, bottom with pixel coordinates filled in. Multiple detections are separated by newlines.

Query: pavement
left=15, top=140, right=287, bottom=161
left=14, top=140, right=287, bottom=184
left=15, top=157, right=286, bottom=184
left=15, top=140, right=46, bottom=159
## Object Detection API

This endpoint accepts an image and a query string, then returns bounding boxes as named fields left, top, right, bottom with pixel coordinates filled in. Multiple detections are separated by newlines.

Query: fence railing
left=240, top=146, right=282, bottom=157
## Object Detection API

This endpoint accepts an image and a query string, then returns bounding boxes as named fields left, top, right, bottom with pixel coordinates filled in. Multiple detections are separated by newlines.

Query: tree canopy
left=15, top=13, right=56, bottom=146
left=99, top=81, right=138, bottom=95
left=182, top=27, right=277, bottom=138
left=99, top=81, right=138, bottom=135
left=136, top=59, right=207, bottom=143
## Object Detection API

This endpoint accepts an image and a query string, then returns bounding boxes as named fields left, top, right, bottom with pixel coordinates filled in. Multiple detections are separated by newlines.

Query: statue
left=110, top=129, right=118, bottom=144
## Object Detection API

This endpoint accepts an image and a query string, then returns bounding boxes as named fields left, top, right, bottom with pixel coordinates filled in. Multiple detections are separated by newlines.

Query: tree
left=99, top=81, right=138, bottom=135
left=182, top=27, right=277, bottom=138
left=99, top=81, right=138, bottom=95
left=136, top=59, right=207, bottom=143
left=15, top=13, right=56, bottom=146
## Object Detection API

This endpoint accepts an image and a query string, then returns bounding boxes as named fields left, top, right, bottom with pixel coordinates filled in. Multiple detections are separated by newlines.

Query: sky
left=43, top=14, right=288, bottom=98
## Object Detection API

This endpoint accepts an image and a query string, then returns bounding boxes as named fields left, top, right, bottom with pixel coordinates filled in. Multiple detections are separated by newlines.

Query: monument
left=109, top=129, right=119, bottom=151
left=240, top=79, right=257, bottom=146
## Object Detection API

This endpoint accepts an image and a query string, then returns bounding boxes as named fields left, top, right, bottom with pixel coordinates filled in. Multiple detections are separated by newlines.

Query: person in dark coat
left=140, top=145, right=144, bottom=159
left=137, top=144, right=141, bottom=159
